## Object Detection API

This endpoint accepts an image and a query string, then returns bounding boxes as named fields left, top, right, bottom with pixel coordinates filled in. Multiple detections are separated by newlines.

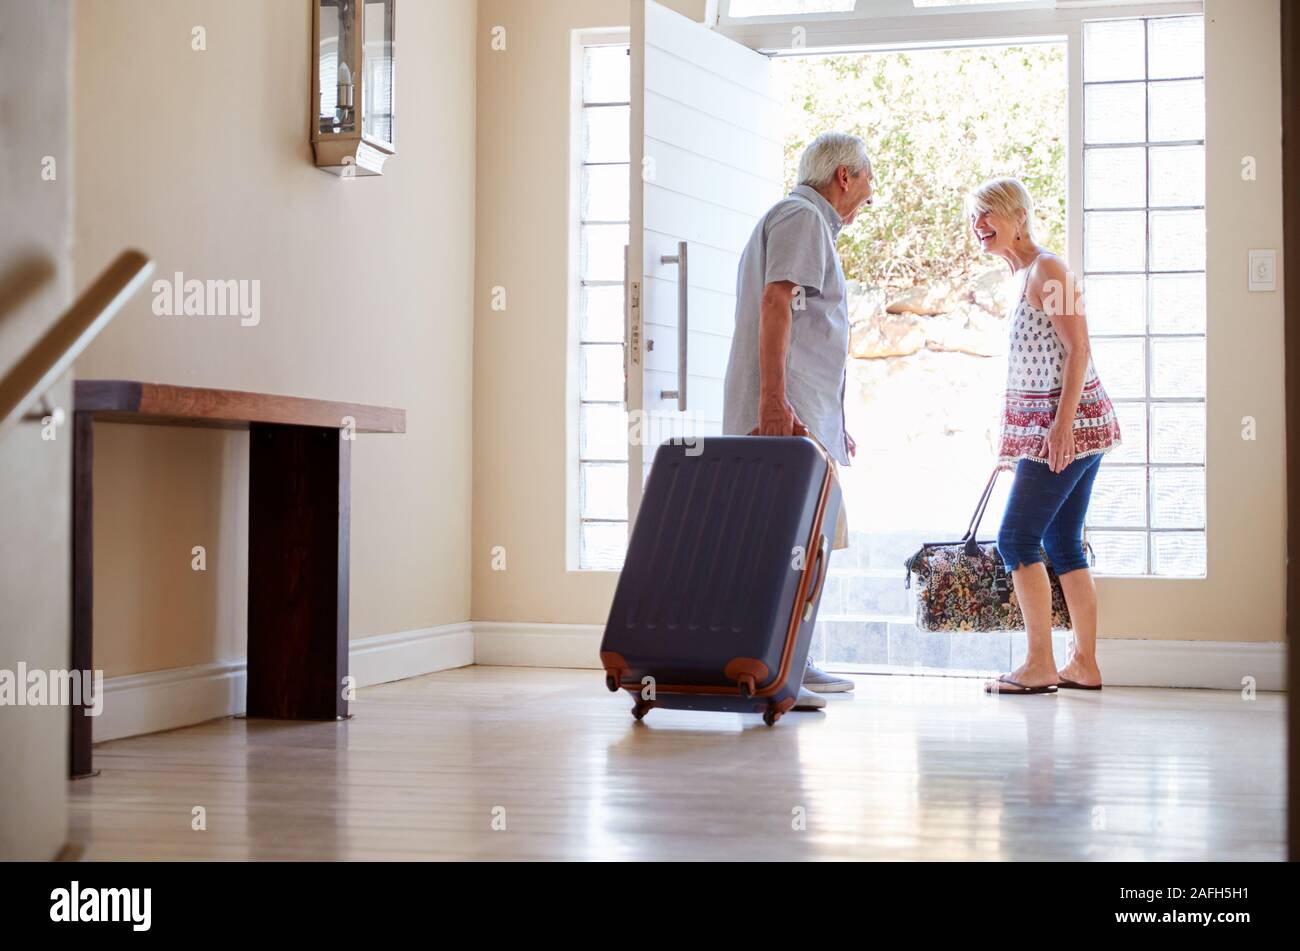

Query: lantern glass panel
left=318, top=0, right=356, bottom=135
left=363, top=0, right=395, bottom=146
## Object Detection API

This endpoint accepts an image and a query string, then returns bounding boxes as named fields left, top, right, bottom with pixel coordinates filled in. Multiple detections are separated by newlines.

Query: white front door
left=626, top=0, right=784, bottom=523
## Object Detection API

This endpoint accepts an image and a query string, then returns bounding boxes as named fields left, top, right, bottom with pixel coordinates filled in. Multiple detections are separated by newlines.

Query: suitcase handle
left=802, top=533, right=829, bottom=622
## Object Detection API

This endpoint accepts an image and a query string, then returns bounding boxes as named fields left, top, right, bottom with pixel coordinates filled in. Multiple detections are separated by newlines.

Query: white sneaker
left=802, top=658, right=855, bottom=693
left=793, top=687, right=827, bottom=711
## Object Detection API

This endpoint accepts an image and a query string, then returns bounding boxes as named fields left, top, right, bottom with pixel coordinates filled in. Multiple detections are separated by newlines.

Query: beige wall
left=0, top=0, right=72, bottom=861
left=74, top=0, right=477, bottom=677
left=473, top=0, right=1288, bottom=643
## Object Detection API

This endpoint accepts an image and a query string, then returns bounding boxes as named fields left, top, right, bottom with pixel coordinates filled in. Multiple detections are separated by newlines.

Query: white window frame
left=569, top=29, right=632, bottom=572
left=718, top=0, right=1057, bottom=31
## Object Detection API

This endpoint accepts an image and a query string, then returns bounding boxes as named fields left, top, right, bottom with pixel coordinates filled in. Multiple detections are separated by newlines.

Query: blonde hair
left=968, top=177, right=1036, bottom=240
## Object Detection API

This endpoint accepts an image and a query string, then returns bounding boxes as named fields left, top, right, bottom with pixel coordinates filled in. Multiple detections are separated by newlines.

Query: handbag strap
left=905, top=467, right=1003, bottom=578
left=961, top=468, right=1001, bottom=545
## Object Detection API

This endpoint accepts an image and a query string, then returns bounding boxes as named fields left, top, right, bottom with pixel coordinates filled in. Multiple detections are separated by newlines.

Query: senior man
left=721, top=131, right=874, bottom=708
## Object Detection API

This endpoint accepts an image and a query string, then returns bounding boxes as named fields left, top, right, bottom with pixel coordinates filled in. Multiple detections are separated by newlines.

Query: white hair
left=797, top=132, right=871, bottom=189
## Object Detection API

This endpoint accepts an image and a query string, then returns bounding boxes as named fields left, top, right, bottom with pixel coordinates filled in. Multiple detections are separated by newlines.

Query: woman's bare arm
left=1031, top=255, right=1091, bottom=470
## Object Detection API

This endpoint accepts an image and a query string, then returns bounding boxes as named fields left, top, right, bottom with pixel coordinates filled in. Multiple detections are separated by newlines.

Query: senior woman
left=969, top=178, right=1123, bottom=696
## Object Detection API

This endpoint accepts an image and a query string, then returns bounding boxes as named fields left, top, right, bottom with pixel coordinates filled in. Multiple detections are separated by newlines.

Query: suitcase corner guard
left=724, top=658, right=771, bottom=698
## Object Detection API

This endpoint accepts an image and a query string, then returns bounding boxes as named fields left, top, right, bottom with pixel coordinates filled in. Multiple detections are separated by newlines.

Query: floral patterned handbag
left=902, top=470, right=1091, bottom=633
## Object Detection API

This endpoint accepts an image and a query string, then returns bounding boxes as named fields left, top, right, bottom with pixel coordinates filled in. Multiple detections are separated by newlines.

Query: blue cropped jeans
left=997, top=454, right=1103, bottom=575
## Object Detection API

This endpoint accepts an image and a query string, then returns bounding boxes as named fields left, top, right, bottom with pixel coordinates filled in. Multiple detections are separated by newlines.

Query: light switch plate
left=1248, top=249, right=1276, bottom=292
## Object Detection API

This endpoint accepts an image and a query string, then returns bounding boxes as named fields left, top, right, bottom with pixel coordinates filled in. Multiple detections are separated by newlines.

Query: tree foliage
left=774, top=45, right=1067, bottom=293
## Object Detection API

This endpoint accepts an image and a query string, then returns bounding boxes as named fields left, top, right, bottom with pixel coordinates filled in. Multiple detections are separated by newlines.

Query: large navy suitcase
left=599, top=436, right=842, bottom=726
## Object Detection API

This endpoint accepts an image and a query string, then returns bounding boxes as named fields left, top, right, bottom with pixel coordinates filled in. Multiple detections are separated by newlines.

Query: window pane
left=1151, top=468, right=1205, bottom=528
left=1088, top=530, right=1147, bottom=575
left=581, top=462, right=629, bottom=520
left=1150, top=337, right=1205, bottom=398
left=581, top=223, right=628, bottom=282
left=1148, top=79, right=1205, bottom=142
left=1147, top=16, right=1204, bottom=80
left=584, top=46, right=630, bottom=104
left=580, top=343, right=624, bottom=402
left=1107, top=402, right=1147, bottom=464
left=1148, top=145, right=1204, bottom=208
left=581, top=521, right=627, bottom=570
left=1150, top=273, right=1206, bottom=334
left=1088, top=466, right=1147, bottom=528
left=1150, top=403, right=1205, bottom=464
left=1084, top=147, right=1145, bottom=209
left=582, top=165, right=629, bottom=222
left=1091, top=337, right=1146, bottom=399
left=1152, top=532, right=1206, bottom=577
left=583, top=105, right=630, bottom=163
left=1084, top=275, right=1145, bottom=335
left=729, top=0, right=855, bottom=15
left=581, top=404, right=629, bottom=461
left=1085, top=211, right=1145, bottom=271
left=581, top=285, right=624, bottom=343
left=1084, top=20, right=1146, bottom=82
left=1074, top=19, right=1209, bottom=583
left=1150, top=209, right=1205, bottom=271
left=1084, top=82, right=1146, bottom=144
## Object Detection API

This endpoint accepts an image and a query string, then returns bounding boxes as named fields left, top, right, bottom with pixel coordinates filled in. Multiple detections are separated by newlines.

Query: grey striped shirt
left=722, top=185, right=850, bottom=464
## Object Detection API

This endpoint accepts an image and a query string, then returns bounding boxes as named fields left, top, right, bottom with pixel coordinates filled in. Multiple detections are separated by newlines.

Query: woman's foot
left=984, top=661, right=1059, bottom=695
left=1056, top=656, right=1103, bottom=689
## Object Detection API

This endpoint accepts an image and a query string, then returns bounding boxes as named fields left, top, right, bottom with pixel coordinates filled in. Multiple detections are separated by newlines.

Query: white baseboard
left=94, top=622, right=474, bottom=744
left=96, top=660, right=247, bottom=745
left=470, top=621, right=1286, bottom=692
left=350, top=622, right=474, bottom=687
left=472, top=622, right=605, bottom=669
left=1096, top=637, right=1285, bottom=691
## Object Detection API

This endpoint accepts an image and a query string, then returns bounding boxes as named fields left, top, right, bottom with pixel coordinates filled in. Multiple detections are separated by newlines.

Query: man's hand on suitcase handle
left=753, top=394, right=809, bottom=438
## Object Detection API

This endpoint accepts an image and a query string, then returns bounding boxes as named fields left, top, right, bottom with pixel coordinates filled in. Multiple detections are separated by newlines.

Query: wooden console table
left=71, top=380, right=405, bottom=778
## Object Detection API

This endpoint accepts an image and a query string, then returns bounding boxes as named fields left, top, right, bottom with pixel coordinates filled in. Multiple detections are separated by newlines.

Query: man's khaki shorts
left=829, top=457, right=849, bottom=552
left=805, top=433, right=850, bottom=552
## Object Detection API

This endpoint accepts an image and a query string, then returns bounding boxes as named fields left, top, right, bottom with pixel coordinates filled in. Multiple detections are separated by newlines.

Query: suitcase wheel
left=605, top=673, right=621, bottom=693
left=737, top=674, right=756, bottom=699
left=763, top=697, right=796, bottom=727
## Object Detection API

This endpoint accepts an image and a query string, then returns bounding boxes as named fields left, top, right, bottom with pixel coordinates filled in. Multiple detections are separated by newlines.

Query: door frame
left=1281, top=0, right=1298, bottom=862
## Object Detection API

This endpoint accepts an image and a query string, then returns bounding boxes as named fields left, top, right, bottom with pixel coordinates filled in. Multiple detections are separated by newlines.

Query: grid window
left=577, top=42, right=631, bottom=570
left=1082, top=15, right=1206, bottom=577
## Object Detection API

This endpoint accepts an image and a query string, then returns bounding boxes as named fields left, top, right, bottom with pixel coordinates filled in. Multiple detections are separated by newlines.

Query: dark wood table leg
left=70, top=411, right=96, bottom=778
left=246, top=423, right=350, bottom=720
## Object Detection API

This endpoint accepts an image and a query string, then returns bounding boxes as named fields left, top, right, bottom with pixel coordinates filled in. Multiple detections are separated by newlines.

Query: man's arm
left=756, top=280, right=808, bottom=436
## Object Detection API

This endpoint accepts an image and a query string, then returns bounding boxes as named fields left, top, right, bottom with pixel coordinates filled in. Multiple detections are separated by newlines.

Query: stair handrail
left=0, top=250, right=154, bottom=441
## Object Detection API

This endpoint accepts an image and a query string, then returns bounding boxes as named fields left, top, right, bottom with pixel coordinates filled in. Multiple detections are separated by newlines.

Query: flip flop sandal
left=984, top=674, right=1058, bottom=695
left=1057, top=678, right=1103, bottom=691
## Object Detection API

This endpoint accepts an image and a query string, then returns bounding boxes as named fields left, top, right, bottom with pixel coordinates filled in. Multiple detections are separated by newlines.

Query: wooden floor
left=68, top=666, right=1286, bottom=861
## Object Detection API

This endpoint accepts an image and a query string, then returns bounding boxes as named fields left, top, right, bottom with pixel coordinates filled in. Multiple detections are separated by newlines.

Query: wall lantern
left=311, top=0, right=395, bottom=176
